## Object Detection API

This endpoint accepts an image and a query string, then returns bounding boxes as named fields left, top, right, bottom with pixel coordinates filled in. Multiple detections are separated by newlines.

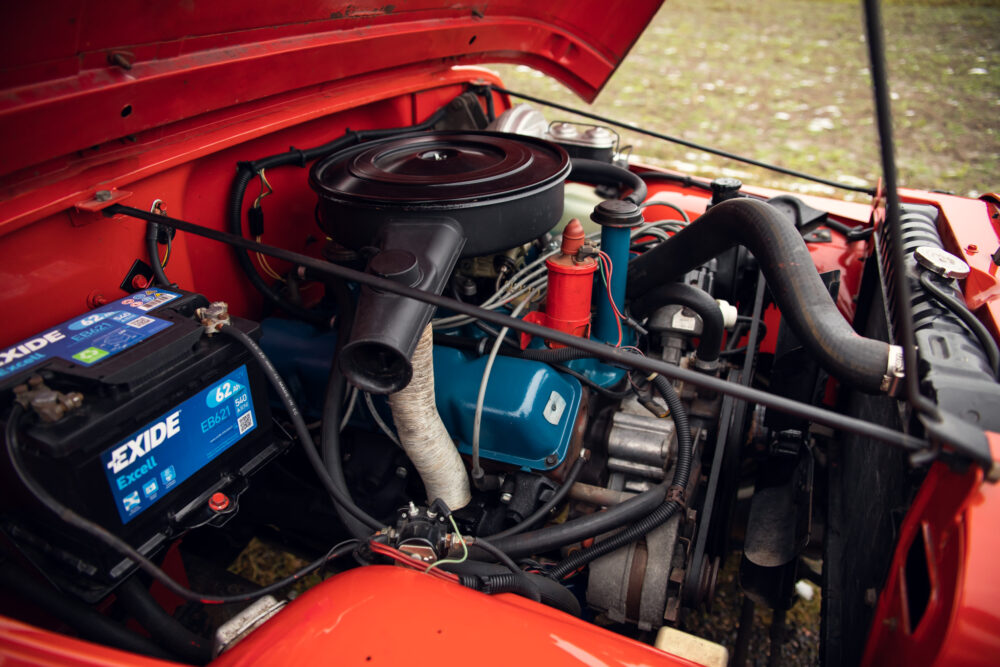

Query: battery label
left=100, top=364, right=258, bottom=524
left=0, top=289, right=181, bottom=379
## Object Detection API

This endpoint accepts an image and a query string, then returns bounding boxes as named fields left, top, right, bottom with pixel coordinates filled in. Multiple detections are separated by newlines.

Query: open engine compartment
left=1, top=41, right=1000, bottom=666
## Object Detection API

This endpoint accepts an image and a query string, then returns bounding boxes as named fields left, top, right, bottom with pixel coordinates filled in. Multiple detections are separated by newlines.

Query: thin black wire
left=104, top=204, right=932, bottom=457
left=4, top=403, right=359, bottom=605
left=491, top=84, right=875, bottom=196
left=919, top=271, right=1000, bottom=379
left=862, top=0, right=939, bottom=419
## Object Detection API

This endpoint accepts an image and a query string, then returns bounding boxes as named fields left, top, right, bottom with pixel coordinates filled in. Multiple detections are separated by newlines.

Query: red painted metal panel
left=862, top=461, right=1000, bottom=666
left=211, top=565, right=697, bottom=666
left=0, top=1, right=664, bottom=177
left=0, top=616, right=176, bottom=667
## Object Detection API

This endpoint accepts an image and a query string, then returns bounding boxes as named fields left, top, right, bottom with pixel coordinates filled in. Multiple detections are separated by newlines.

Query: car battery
left=0, top=288, right=281, bottom=600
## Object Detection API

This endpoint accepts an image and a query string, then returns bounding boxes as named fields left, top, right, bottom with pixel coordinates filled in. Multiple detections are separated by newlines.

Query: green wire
left=425, top=514, right=468, bottom=573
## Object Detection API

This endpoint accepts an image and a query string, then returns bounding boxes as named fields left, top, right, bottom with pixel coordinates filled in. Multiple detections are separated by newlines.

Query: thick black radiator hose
left=627, top=198, right=895, bottom=394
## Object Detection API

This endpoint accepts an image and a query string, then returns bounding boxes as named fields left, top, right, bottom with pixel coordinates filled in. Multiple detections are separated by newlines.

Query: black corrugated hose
left=546, top=374, right=692, bottom=580
left=445, top=561, right=580, bottom=616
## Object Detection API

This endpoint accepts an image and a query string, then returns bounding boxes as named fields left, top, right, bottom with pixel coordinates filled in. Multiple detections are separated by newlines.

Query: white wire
left=471, top=292, right=533, bottom=476
left=363, top=391, right=400, bottom=446
left=339, top=386, right=358, bottom=432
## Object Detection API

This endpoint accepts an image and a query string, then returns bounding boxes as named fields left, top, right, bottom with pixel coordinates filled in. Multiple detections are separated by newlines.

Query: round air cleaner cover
left=309, top=131, right=571, bottom=257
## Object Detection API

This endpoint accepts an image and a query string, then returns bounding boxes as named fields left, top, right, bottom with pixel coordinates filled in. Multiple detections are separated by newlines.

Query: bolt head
left=499, top=492, right=513, bottom=504
left=395, top=466, right=408, bottom=479
left=94, top=190, right=112, bottom=202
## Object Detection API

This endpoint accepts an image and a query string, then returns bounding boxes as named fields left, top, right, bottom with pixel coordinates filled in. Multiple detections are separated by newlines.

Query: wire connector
left=196, top=302, right=231, bottom=336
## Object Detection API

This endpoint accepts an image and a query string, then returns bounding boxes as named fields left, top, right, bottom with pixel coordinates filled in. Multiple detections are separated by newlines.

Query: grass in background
left=490, top=0, right=999, bottom=200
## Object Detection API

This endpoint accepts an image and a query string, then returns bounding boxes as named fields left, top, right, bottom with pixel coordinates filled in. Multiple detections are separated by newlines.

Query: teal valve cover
left=432, top=346, right=582, bottom=471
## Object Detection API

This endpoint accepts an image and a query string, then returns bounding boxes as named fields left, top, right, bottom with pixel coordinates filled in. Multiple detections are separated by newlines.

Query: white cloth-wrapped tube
left=388, top=324, right=471, bottom=510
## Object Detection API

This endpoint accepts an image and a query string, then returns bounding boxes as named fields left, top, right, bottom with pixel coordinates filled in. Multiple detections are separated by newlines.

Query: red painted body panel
left=0, top=2, right=998, bottom=661
left=211, top=565, right=696, bottom=666
left=0, top=1, right=663, bottom=178
left=862, top=460, right=1000, bottom=666
left=0, top=616, right=174, bottom=667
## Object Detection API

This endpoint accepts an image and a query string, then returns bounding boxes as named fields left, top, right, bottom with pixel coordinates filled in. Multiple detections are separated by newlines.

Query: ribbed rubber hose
left=546, top=374, right=692, bottom=580
left=627, top=197, right=892, bottom=393
left=447, top=561, right=581, bottom=616
left=569, top=158, right=648, bottom=206
left=631, top=283, right=725, bottom=362
left=512, top=347, right=591, bottom=363
left=116, top=577, right=213, bottom=665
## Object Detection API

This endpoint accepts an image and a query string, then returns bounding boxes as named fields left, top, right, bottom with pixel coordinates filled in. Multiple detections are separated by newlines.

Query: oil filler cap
left=914, top=246, right=970, bottom=279
left=590, top=199, right=642, bottom=228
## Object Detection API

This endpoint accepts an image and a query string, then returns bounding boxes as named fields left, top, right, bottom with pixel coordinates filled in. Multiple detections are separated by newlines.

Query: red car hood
left=0, top=0, right=662, bottom=178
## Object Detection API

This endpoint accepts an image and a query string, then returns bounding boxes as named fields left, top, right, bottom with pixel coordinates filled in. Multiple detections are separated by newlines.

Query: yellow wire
left=254, top=236, right=286, bottom=282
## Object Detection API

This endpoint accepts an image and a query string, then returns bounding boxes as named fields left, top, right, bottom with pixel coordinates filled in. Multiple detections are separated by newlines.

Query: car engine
left=1, top=82, right=998, bottom=666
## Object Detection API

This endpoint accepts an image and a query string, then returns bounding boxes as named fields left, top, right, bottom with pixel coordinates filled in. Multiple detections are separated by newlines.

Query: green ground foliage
left=491, top=0, right=999, bottom=200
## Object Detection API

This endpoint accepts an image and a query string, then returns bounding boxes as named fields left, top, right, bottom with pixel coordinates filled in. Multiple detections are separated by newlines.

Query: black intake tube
left=632, top=283, right=724, bottom=362
left=341, top=219, right=466, bottom=394
left=569, top=159, right=647, bottom=206
left=627, top=198, right=892, bottom=393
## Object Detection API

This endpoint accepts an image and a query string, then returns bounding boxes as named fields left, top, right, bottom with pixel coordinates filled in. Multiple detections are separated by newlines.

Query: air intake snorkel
left=309, top=131, right=570, bottom=393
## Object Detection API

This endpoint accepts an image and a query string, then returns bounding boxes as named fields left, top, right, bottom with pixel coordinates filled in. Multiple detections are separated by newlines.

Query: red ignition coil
left=522, top=219, right=598, bottom=348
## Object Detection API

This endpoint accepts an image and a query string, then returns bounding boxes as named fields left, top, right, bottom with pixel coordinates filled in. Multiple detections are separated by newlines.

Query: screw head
left=967, top=244, right=979, bottom=254
left=545, top=454, right=559, bottom=466
left=394, top=466, right=408, bottom=479
left=94, top=190, right=112, bottom=202
left=499, top=492, right=512, bottom=504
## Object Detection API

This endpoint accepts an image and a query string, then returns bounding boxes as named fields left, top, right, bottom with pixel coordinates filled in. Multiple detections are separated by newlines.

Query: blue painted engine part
left=258, top=318, right=582, bottom=470
left=433, top=346, right=582, bottom=471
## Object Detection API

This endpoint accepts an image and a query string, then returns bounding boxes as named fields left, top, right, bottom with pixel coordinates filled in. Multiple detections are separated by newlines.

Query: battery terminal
left=13, top=376, right=84, bottom=422
left=197, top=301, right=231, bottom=336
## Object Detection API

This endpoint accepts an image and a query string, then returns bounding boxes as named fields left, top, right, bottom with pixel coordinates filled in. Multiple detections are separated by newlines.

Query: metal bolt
left=967, top=244, right=979, bottom=254
left=394, top=466, right=408, bottom=479
left=94, top=190, right=112, bottom=202
left=131, top=275, right=150, bottom=290
left=545, top=454, right=558, bottom=466
left=408, top=501, right=419, bottom=517
left=864, top=587, right=878, bottom=606
left=500, top=492, right=512, bottom=504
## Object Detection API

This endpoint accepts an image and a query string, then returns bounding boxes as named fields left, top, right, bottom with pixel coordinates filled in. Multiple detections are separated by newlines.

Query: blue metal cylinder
left=594, top=224, right=630, bottom=344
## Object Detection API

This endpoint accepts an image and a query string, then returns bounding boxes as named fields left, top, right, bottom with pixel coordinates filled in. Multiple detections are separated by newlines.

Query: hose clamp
left=881, top=344, right=906, bottom=394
